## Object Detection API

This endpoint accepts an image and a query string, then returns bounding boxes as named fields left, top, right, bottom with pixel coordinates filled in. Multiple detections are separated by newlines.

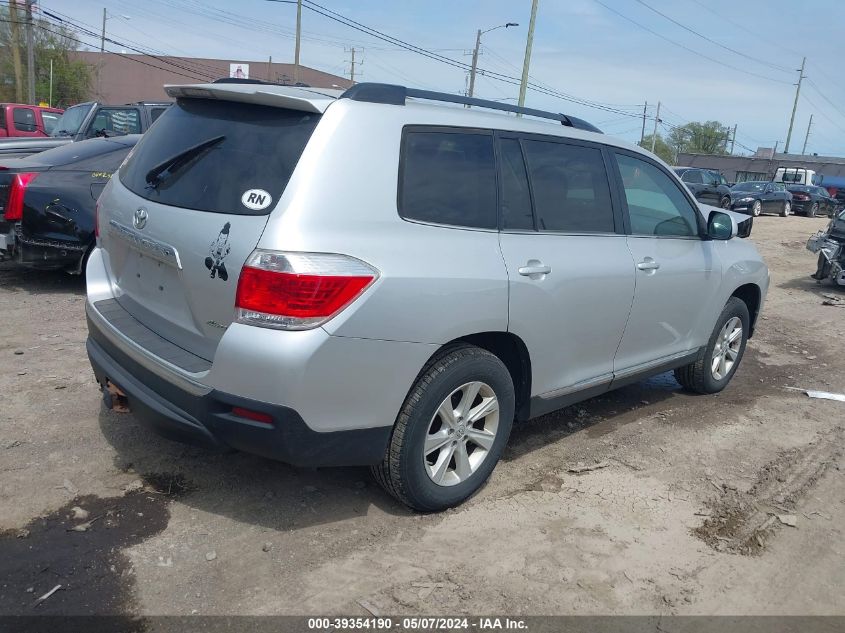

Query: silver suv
left=86, top=81, right=769, bottom=511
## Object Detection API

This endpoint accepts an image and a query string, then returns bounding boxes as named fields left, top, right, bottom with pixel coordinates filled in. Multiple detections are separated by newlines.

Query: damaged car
left=808, top=208, right=845, bottom=287
left=0, top=135, right=139, bottom=273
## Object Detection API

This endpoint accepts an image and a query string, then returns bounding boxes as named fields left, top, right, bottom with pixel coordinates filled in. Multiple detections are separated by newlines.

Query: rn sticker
left=241, top=189, right=272, bottom=210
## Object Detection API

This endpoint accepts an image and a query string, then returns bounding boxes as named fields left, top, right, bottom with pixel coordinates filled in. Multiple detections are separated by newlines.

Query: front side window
left=89, top=108, right=141, bottom=137
left=41, top=112, right=60, bottom=135
left=616, top=153, right=700, bottom=238
left=521, top=139, right=614, bottom=233
left=399, top=130, right=496, bottom=229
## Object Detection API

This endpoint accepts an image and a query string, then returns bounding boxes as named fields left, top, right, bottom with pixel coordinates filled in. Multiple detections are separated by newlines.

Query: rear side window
left=499, top=138, right=534, bottom=230
left=13, top=107, right=37, bottom=132
left=120, top=98, right=320, bottom=215
left=521, top=139, right=614, bottom=233
left=150, top=107, right=168, bottom=123
left=399, top=129, right=496, bottom=229
left=682, top=170, right=702, bottom=184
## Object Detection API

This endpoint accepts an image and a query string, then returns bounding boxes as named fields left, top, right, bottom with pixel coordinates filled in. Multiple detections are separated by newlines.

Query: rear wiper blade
left=145, top=135, right=225, bottom=189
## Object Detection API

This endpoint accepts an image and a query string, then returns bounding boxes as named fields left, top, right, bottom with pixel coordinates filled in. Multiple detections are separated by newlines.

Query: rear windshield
left=119, top=98, right=320, bottom=215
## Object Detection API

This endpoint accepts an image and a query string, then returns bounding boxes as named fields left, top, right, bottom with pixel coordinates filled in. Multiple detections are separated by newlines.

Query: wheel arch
left=731, top=283, right=762, bottom=337
left=424, top=331, right=532, bottom=423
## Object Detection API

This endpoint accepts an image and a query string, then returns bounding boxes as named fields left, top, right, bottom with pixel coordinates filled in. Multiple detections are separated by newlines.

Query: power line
left=805, top=78, right=845, bottom=121
left=590, top=0, right=792, bottom=85
left=634, top=0, right=792, bottom=74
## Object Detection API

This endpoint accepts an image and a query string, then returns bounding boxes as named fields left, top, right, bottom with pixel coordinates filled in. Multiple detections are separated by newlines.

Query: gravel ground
left=0, top=214, right=843, bottom=617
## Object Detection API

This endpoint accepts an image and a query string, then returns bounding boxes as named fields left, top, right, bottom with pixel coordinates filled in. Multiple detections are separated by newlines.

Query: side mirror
left=708, top=210, right=736, bottom=240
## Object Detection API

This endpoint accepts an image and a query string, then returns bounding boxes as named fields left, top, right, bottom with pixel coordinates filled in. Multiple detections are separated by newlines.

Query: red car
left=0, top=103, right=64, bottom=138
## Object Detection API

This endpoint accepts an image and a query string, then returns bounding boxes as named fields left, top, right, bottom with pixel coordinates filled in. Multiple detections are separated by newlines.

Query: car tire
left=674, top=297, right=750, bottom=395
left=372, top=345, right=515, bottom=512
left=808, top=202, right=819, bottom=218
left=751, top=200, right=762, bottom=217
left=719, top=196, right=731, bottom=209
left=780, top=201, right=791, bottom=217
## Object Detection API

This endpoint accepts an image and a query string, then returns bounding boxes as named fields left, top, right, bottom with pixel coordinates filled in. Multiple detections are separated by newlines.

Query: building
left=677, top=149, right=845, bottom=190
left=70, top=52, right=353, bottom=104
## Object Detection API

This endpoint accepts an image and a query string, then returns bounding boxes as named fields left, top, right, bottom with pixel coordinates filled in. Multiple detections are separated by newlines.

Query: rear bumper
left=86, top=323, right=392, bottom=467
left=0, top=223, right=87, bottom=268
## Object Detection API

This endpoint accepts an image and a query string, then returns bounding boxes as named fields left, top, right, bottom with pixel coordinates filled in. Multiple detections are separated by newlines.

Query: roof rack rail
left=339, top=83, right=602, bottom=133
left=211, top=78, right=312, bottom=87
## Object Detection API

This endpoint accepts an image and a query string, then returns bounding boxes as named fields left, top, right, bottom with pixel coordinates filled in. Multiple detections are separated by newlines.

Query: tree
left=0, top=7, right=92, bottom=106
left=667, top=121, right=732, bottom=156
left=639, top=133, right=676, bottom=164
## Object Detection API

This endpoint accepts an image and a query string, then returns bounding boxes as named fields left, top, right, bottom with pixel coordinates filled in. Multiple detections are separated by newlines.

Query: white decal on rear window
left=241, top=189, right=273, bottom=211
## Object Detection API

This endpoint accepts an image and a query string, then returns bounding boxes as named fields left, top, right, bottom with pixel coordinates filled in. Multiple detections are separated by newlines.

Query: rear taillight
left=235, top=250, right=378, bottom=330
left=3, top=172, right=38, bottom=221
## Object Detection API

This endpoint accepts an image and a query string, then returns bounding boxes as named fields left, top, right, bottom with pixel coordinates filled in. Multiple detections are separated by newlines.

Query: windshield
left=50, top=103, right=94, bottom=137
left=732, top=182, right=765, bottom=192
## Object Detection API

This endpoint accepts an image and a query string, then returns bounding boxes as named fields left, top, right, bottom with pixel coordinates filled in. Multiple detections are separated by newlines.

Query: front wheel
left=719, top=196, right=731, bottom=209
left=751, top=200, right=762, bottom=217
left=674, top=297, right=750, bottom=394
left=372, top=345, right=515, bottom=512
left=780, top=201, right=791, bottom=217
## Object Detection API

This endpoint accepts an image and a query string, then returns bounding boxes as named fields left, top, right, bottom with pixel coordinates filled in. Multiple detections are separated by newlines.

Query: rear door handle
left=636, top=258, right=661, bottom=271
left=518, top=260, right=551, bottom=278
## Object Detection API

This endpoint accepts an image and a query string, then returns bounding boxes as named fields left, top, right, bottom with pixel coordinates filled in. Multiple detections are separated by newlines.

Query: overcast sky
left=47, top=0, right=844, bottom=156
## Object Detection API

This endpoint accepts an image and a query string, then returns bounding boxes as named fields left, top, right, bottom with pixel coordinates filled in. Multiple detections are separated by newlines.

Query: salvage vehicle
left=728, top=181, right=793, bottom=217
left=774, top=166, right=821, bottom=186
left=0, top=135, right=139, bottom=273
left=787, top=184, right=838, bottom=217
left=0, top=103, right=64, bottom=138
left=86, top=81, right=769, bottom=511
left=808, top=209, right=845, bottom=286
left=0, top=101, right=167, bottom=159
left=674, top=167, right=732, bottom=209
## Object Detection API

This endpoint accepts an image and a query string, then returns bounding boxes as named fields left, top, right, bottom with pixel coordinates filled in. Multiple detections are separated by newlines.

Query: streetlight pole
left=517, top=0, right=539, bottom=110
left=467, top=22, right=518, bottom=104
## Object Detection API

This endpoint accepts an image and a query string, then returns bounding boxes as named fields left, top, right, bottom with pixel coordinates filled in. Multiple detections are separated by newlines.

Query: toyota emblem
left=133, top=208, right=148, bottom=230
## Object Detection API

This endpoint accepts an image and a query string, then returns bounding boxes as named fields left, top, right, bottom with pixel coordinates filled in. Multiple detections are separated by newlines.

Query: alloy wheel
left=752, top=201, right=762, bottom=217
left=423, top=381, right=499, bottom=487
left=711, top=317, right=743, bottom=381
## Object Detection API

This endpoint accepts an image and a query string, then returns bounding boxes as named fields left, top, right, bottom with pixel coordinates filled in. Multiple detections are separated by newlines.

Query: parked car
left=673, top=167, right=732, bottom=209
left=0, top=103, right=64, bottom=138
left=786, top=184, right=837, bottom=217
left=728, top=181, right=793, bottom=217
left=86, top=81, right=769, bottom=511
left=0, top=135, right=139, bottom=273
left=0, top=101, right=168, bottom=159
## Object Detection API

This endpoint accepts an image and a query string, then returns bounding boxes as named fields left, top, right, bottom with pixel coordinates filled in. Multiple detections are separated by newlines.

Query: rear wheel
left=808, top=202, right=819, bottom=218
left=674, top=297, right=750, bottom=394
left=372, top=345, right=514, bottom=512
left=780, top=201, right=791, bottom=217
left=751, top=200, right=762, bottom=217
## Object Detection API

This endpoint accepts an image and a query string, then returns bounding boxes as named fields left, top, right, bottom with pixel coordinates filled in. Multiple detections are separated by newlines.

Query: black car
left=786, top=184, right=838, bottom=217
left=728, top=181, right=793, bottom=217
left=674, top=167, right=732, bottom=208
left=0, top=135, right=139, bottom=273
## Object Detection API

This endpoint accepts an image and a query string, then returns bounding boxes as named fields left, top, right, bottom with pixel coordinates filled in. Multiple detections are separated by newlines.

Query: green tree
left=0, top=7, right=92, bottom=107
left=639, top=133, right=676, bottom=164
left=667, top=121, right=732, bottom=156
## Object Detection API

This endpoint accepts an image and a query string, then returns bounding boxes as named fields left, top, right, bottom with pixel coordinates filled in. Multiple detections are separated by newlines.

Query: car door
left=817, top=187, right=833, bottom=214
left=497, top=134, right=635, bottom=411
left=700, top=170, right=721, bottom=205
left=611, top=150, right=723, bottom=376
left=761, top=182, right=779, bottom=212
left=11, top=106, right=40, bottom=138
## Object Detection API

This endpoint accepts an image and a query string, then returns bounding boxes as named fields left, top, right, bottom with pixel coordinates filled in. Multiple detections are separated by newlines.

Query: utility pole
left=49, top=59, right=53, bottom=107
left=8, top=0, right=24, bottom=103
left=802, top=114, right=813, bottom=155
left=25, top=0, right=35, bottom=104
left=468, top=29, right=482, bottom=100
left=639, top=101, right=648, bottom=144
left=650, top=101, right=661, bottom=153
left=267, top=55, right=272, bottom=82
left=729, top=123, right=737, bottom=155
left=101, top=7, right=107, bottom=52
left=517, top=0, right=539, bottom=111
left=294, top=0, right=302, bottom=84
left=784, top=56, right=806, bottom=154
left=349, top=47, right=356, bottom=83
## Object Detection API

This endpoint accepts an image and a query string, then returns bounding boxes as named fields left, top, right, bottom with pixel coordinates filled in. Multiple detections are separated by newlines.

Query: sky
left=45, top=0, right=845, bottom=156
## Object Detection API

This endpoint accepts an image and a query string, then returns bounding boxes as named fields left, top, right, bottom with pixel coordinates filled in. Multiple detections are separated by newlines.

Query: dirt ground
left=1, top=214, right=843, bottom=618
